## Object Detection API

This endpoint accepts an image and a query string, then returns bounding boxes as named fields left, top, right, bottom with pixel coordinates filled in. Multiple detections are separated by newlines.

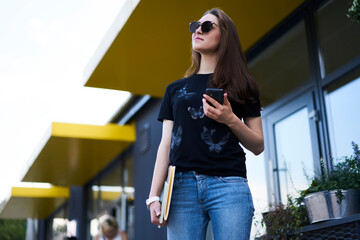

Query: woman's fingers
left=150, top=202, right=167, bottom=227
left=202, top=93, right=234, bottom=125
left=223, top=93, right=231, bottom=107
left=150, top=202, right=160, bottom=223
left=203, top=94, right=222, bottom=109
left=202, top=97, right=221, bottom=117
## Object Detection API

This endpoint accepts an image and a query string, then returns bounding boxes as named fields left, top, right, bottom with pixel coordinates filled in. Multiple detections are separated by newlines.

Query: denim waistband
left=175, top=171, right=247, bottom=182
left=175, top=171, right=198, bottom=178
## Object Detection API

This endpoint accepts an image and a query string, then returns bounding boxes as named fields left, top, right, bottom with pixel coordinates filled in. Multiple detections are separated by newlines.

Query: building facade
left=1, top=0, right=359, bottom=239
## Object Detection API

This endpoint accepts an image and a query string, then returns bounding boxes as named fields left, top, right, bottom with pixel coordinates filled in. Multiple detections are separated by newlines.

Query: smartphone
left=205, top=88, right=224, bottom=105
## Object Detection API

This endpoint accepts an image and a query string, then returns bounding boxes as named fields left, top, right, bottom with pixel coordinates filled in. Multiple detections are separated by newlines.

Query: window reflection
left=51, top=206, right=69, bottom=240
left=88, top=155, right=135, bottom=239
left=325, top=69, right=360, bottom=158
left=274, top=108, right=314, bottom=203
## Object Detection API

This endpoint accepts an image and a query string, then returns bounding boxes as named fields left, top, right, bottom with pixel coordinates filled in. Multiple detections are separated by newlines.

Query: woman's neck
left=198, top=53, right=218, bottom=74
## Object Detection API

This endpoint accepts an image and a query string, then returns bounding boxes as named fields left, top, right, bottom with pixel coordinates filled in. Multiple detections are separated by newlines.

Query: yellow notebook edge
left=164, top=166, right=176, bottom=220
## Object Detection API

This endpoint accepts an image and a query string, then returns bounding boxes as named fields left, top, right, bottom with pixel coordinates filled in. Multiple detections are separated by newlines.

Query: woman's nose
left=195, top=25, right=202, bottom=34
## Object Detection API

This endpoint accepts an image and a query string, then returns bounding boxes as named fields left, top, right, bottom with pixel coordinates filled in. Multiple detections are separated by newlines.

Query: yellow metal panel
left=22, top=122, right=135, bottom=185
left=84, top=0, right=305, bottom=97
left=92, top=190, right=122, bottom=201
left=51, top=122, right=135, bottom=141
left=11, top=186, right=69, bottom=198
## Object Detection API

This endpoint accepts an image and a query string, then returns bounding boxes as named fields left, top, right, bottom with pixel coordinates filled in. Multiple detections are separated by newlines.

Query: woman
left=93, top=215, right=128, bottom=240
left=147, top=8, right=264, bottom=240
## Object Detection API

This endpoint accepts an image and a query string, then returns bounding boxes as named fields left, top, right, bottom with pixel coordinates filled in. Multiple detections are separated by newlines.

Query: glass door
left=265, top=92, right=320, bottom=203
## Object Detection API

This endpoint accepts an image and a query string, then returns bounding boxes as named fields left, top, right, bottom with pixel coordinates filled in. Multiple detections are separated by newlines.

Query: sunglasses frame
left=189, top=21, right=217, bottom=33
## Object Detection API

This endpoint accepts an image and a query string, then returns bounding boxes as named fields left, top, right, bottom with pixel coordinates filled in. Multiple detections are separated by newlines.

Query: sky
left=0, top=0, right=130, bottom=201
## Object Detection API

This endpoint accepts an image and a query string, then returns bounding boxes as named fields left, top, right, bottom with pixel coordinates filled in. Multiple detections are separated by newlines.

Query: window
left=316, top=0, right=360, bottom=76
left=274, top=107, right=315, bottom=201
left=87, top=156, right=135, bottom=239
left=248, top=21, right=310, bottom=106
left=324, top=67, right=360, bottom=158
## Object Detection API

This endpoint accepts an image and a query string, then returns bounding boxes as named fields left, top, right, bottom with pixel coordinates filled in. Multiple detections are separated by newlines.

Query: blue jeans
left=167, top=171, right=254, bottom=240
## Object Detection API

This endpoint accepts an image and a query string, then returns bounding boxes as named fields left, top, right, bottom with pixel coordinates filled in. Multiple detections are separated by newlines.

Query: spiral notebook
left=159, top=165, right=176, bottom=223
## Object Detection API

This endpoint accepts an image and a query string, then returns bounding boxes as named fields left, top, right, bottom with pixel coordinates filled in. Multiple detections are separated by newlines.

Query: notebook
left=159, top=165, right=176, bottom=223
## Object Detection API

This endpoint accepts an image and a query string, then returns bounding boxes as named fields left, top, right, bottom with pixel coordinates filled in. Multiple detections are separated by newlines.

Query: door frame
left=262, top=90, right=320, bottom=204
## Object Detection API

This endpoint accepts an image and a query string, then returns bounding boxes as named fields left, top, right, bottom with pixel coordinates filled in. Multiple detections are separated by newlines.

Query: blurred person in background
left=93, top=215, right=128, bottom=240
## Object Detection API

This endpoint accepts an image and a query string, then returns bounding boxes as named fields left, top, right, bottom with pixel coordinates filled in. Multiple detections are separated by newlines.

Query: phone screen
left=205, top=88, right=224, bottom=105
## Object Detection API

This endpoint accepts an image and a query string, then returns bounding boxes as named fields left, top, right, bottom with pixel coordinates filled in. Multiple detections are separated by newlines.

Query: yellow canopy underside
left=84, top=0, right=305, bottom=97
left=22, top=122, right=135, bottom=185
left=0, top=186, right=69, bottom=219
left=0, top=186, right=127, bottom=219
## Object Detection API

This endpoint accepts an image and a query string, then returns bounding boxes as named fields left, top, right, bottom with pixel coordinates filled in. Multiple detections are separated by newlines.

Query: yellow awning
left=84, top=0, right=305, bottom=97
left=0, top=185, right=69, bottom=219
left=22, top=122, right=135, bottom=185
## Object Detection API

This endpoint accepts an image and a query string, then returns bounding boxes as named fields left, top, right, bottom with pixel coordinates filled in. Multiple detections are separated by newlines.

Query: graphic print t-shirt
left=158, top=73, right=261, bottom=178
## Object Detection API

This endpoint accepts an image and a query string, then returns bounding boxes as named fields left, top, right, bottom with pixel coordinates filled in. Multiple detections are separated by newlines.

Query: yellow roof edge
left=83, top=0, right=141, bottom=86
left=11, top=185, right=69, bottom=198
left=51, top=122, right=136, bottom=142
left=93, top=191, right=122, bottom=201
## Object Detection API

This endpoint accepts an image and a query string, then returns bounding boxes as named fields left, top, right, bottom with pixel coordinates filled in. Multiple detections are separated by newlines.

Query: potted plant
left=258, top=195, right=309, bottom=240
left=301, top=142, right=360, bottom=223
left=347, top=0, right=360, bottom=22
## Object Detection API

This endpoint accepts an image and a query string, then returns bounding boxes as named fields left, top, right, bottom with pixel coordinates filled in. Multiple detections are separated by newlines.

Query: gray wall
left=133, top=99, right=167, bottom=240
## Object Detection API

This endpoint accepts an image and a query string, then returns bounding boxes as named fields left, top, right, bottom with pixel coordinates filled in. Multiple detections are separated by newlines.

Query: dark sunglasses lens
left=201, top=21, right=213, bottom=33
left=189, top=22, right=199, bottom=33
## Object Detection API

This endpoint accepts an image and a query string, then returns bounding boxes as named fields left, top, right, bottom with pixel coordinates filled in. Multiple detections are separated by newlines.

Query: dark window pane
left=317, top=0, right=360, bottom=76
left=249, top=21, right=310, bottom=106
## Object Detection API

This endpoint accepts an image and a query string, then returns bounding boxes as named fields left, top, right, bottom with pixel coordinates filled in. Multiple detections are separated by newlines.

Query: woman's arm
left=120, top=230, right=128, bottom=240
left=148, top=119, right=173, bottom=226
left=203, top=93, right=264, bottom=155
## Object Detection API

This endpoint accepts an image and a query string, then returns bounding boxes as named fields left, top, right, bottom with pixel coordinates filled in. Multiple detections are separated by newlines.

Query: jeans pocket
left=218, top=176, right=247, bottom=183
left=174, top=176, right=182, bottom=185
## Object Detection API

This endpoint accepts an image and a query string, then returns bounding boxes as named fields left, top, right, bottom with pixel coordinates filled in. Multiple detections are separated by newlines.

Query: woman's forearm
left=149, top=142, right=171, bottom=197
left=227, top=114, right=264, bottom=155
left=149, top=120, right=173, bottom=197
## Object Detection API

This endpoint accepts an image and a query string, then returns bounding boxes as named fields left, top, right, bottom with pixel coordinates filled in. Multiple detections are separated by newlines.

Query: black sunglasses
left=189, top=21, right=217, bottom=33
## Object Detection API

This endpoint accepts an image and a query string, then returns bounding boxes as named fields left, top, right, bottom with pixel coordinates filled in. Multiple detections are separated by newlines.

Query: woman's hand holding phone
left=205, top=88, right=224, bottom=105
left=202, top=92, right=235, bottom=126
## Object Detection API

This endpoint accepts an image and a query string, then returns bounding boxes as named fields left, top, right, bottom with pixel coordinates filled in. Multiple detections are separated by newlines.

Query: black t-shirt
left=158, top=73, right=261, bottom=178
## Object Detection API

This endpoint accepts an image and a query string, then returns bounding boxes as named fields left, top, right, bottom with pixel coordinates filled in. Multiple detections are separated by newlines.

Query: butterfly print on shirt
left=200, top=126, right=230, bottom=153
left=171, top=126, right=183, bottom=149
left=187, top=106, right=205, bottom=119
left=177, top=84, right=196, bottom=99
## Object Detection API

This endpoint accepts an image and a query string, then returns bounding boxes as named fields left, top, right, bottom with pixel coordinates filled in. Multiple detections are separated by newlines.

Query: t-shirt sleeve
left=241, top=98, right=261, bottom=118
left=158, top=85, right=174, bottom=122
left=232, top=96, right=262, bottom=119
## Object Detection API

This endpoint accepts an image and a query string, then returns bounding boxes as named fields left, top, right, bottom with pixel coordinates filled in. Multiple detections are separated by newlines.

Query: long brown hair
left=185, top=8, right=260, bottom=104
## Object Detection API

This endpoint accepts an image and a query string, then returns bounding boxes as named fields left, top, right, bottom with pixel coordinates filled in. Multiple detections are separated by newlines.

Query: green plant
left=301, top=141, right=360, bottom=202
left=0, top=219, right=27, bottom=240
left=347, top=0, right=360, bottom=22
left=261, top=195, right=309, bottom=240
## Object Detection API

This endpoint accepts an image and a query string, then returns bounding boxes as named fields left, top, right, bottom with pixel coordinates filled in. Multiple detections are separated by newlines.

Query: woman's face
left=192, top=13, right=221, bottom=55
left=102, top=226, right=117, bottom=239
